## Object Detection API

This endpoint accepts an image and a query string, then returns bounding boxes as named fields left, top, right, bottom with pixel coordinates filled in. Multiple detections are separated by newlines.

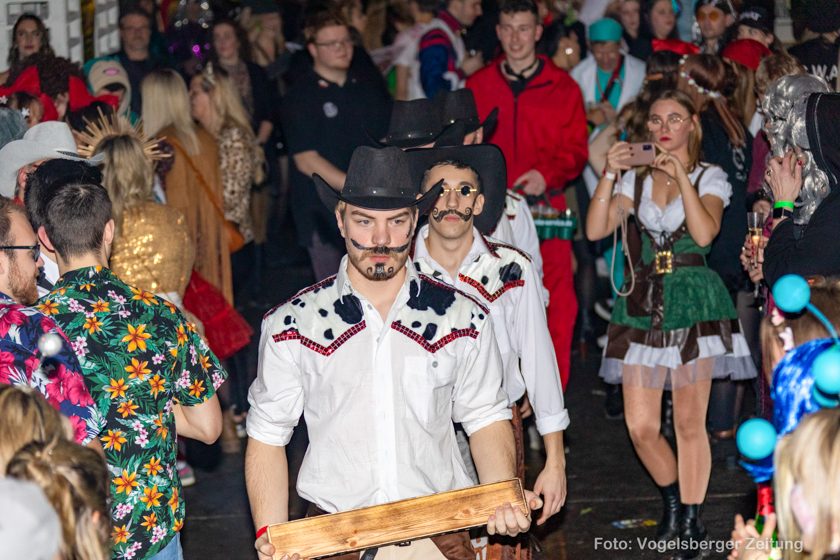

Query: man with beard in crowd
left=0, top=197, right=102, bottom=448
left=246, top=146, right=541, bottom=560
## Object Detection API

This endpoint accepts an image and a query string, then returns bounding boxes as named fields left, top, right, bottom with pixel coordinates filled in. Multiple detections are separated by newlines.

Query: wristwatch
left=772, top=206, right=793, bottom=220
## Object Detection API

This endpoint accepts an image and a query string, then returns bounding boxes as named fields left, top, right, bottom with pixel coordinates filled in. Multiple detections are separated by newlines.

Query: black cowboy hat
left=434, top=89, right=499, bottom=147
left=406, top=144, right=507, bottom=235
left=373, top=98, right=446, bottom=148
left=314, top=146, right=443, bottom=213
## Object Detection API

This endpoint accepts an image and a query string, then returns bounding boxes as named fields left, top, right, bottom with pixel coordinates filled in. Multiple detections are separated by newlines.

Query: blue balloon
left=814, top=347, right=840, bottom=395
left=736, top=418, right=778, bottom=461
left=772, top=275, right=811, bottom=314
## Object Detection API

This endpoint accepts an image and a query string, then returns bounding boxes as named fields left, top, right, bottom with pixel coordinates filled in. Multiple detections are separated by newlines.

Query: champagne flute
left=747, top=212, right=767, bottom=298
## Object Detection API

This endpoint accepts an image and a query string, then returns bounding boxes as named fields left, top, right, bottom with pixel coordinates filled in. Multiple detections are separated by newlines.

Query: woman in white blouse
left=586, top=89, right=756, bottom=559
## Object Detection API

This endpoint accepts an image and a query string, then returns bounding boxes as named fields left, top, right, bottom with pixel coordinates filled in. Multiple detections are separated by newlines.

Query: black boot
left=674, top=504, right=707, bottom=559
left=655, top=483, right=681, bottom=542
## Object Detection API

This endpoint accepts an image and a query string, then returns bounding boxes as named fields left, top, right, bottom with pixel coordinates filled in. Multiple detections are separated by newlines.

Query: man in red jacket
left=467, top=0, right=587, bottom=390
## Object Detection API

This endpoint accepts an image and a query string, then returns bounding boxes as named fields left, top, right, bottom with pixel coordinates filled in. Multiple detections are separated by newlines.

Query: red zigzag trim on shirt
left=391, top=322, right=479, bottom=352
left=458, top=274, right=525, bottom=303
left=272, top=321, right=366, bottom=356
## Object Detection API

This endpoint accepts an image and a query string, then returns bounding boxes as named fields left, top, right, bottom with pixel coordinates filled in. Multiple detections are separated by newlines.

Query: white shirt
left=491, top=192, right=547, bottom=304
left=37, top=253, right=60, bottom=298
left=394, top=21, right=434, bottom=100
left=414, top=225, right=570, bottom=435
left=247, top=256, right=511, bottom=513
left=616, top=165, right=732, bottom=234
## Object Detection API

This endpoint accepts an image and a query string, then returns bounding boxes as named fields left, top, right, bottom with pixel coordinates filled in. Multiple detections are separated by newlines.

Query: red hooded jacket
left=467, top=56, right=588, bottom=205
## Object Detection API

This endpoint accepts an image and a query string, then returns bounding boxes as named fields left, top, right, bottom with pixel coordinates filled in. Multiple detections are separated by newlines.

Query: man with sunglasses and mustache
left=409, top=145, right=568, bottom=556
left=695, top=0, right=736, bottom=55
left=246, top=146, right=542, bottom=560
left=0, top=197, right=103, bottom=450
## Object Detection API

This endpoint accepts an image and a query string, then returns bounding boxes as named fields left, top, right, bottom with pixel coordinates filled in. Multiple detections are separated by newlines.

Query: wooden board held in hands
left=268, top=478, right=528, bottom=559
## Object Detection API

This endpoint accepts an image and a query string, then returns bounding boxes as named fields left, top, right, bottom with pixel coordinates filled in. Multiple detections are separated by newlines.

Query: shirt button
left=432, top=361, right=438, bottom=368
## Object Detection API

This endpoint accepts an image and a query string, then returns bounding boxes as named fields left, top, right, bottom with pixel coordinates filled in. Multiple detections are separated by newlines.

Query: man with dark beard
left=409, top=145, right=568, bottom=559
left=0, top=197, right=102, bottom=448
left=246, top=146, right=542, bottom=560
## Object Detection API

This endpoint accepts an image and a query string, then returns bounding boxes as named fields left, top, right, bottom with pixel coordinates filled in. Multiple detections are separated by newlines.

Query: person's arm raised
left=586, top=141, right=635, bottom=241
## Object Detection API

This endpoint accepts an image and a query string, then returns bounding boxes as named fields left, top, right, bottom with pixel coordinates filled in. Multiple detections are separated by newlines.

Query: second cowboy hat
left=434, top=89, right=498, bottom=147
left=406, top=143, right=507, bottom=235
left=375, top=98, right=446, bottom=148
left=314, top=146, right=443, bottom=212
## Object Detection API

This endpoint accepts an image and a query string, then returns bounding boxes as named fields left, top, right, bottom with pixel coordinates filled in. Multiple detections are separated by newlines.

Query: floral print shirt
left=42, top=267, right=227, bottom=560
left=0, top=292, right=102, bottom=444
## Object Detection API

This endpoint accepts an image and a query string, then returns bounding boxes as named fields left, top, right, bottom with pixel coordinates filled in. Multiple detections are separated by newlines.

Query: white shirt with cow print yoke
left=247, top=255, right=511, bottom=514
left=414, top=225, right=570, bottom=436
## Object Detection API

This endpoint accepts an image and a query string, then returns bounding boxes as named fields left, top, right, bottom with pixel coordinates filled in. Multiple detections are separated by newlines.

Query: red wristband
left=256, top=525, right=268, bottom=540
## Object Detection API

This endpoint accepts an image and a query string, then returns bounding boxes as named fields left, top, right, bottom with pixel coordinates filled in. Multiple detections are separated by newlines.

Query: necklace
left=503, top=58, right=539, bottom=81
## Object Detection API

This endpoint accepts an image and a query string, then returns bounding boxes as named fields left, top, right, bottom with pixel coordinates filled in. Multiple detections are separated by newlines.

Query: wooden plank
left=267, top=479, right=528, bottom=559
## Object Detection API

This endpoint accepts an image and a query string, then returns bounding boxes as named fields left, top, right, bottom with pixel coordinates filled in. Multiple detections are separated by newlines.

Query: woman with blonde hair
left=587, top=89, right=756, bottom=558
left=0, top=384, right=73, bottom=472
left=141, top=69, right=233, bottom=305
left=6, top=439, right=111, bottom=560
left=77, top=113, right=195, bottom=307
left=189, top=62, right=263, bottom=292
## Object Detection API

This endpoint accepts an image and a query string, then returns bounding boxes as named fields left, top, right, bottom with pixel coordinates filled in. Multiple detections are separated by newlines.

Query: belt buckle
left=654, top=250, right=673, bottom=275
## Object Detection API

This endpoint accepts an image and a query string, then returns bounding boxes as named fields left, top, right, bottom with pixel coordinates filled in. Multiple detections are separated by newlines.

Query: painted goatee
left=350, top=239, right=411, bottom=281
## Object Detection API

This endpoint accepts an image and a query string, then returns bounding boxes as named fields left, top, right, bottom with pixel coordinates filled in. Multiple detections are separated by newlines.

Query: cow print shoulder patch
left=267, top=276, right=367, bottom=355
left=459, top=241, right=532, bottom=303
left=392, top=273, right=489, bottom=353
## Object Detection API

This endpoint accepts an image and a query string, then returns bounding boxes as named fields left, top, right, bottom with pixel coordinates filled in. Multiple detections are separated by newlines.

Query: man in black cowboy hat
left=246, top=146, right=542, bottom=560
left=434, top=89, right=544, bottom=292
left=408, top=144, right=568, bottom=540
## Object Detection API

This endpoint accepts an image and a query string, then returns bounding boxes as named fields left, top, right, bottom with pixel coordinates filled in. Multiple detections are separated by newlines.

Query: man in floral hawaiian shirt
left=0, top=197, right=102, bottom=446
left=39, top=182, right=227, bottom=560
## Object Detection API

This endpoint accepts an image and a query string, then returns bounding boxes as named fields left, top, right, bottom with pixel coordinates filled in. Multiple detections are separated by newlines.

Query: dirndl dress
left=599, top=165, right=757, bottom=389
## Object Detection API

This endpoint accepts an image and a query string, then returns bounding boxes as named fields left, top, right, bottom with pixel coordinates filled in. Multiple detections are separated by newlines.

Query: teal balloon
left=772, top=275, right=811, bottom=313
left=812, top=386, right=840, bottom=408
left=814, top=347, right=840, bottom=395
left=736, top=418, right=777, bottom=461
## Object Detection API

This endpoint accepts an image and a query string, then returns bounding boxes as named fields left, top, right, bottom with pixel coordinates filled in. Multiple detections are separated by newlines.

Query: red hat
left=0, top=66, right=59, bottom=121
left=721, top=38, right=771, bottom=71
left=652, top=38, right=700, bottom=56
left=67, top=75, right=118, bottom=112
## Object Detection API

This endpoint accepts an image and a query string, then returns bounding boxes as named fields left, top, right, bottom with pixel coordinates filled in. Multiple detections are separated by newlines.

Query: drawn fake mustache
left=432, top=208, right=473, bottom=222
left=350, top=239, right=411, bottom=254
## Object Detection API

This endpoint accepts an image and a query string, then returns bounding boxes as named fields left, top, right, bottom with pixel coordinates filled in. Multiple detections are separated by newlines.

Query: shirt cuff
left=244, top=407, right=295, bottom=447
left=461, top=408, right=513, bottom=437
left=535, top=409, right=571, bottom=435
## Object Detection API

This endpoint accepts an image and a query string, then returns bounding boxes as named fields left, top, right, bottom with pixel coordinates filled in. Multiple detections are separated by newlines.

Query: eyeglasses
left=647, top=114, right=690, bottom=130
left=440, top=184, right=479, bottom=198
left=313, top=38, right=353, bottom=51
left=0, top=244, right=40, bottom=261
left=696, top=9, right=723, bottom=23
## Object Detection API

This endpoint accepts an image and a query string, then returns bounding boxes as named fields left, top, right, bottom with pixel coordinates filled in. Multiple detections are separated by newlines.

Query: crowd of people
left=1, top=0, right=840, bottom=559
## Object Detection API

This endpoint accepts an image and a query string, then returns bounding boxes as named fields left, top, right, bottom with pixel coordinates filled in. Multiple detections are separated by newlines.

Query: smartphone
left=621, top=142, right=656, bottom=167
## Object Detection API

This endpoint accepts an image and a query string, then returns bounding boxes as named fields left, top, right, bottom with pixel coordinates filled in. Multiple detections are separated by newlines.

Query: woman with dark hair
left=587, top=89, right=756, bottom=558
left=644, top=0, right=678, bottom=42
left=1, top=14, right=54, bottom=83
left=210, top=17, right=275, bottom=282
left=677, top=53, right=751, bottom=469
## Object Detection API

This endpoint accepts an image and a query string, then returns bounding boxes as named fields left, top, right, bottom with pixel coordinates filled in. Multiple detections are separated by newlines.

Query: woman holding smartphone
left=586, top=89, right=755, bottom=559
